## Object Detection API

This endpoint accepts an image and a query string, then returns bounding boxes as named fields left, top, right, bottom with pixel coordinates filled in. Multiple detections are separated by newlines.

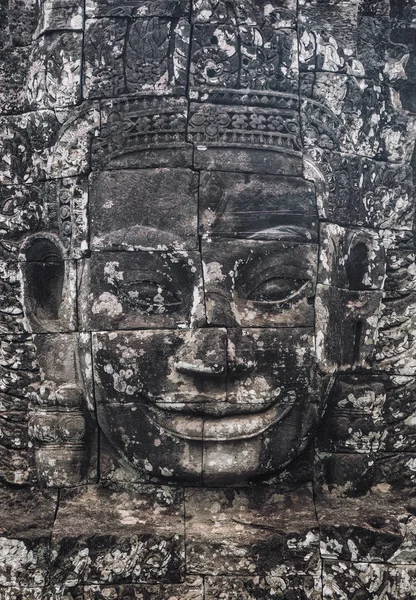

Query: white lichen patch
left=92, top=292, right=123, bottom=317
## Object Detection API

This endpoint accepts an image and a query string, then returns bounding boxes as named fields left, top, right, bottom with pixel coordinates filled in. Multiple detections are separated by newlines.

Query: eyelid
left=119, top=280, right=182, bottom=307
left=120, top=277, right=181, bottom=295
left=247, top=278, right=309, bottom=304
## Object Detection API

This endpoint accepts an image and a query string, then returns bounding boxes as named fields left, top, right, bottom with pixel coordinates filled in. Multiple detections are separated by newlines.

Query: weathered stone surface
left=1, top=0, right=415, bottom=594
left=316, top=492, right=416, bottom=564
left=192, top=0, right=297, bottom=28
left=0, top=0, right=39, bottom=115
left=189, top=100, right=303, bottom=176
left=204, top=572, right=322, bottom=600
left=317, top=375, right=416, bottom=455
left=36, top=0, right=84, bottom=34
left=84, top=17, right=189, bottom=99
left=323, top=560, right=416, bottom=600
left=199, top=171, right=317, bottom=240
left=29, top=334, right=97, bottom=487
left=0, top=177, right=88, bottom=260
left=304, top=151, right=415, bottom=229
left=315, top=285, right=382, bottom=372
left=92, top=95, right=192, bottom=171
left=202, top=240, right=317, bottom=327
left=86, top=0, right=189, bottom=18
left=79, top=251, right=203, bottom=330
left=301, top=74, right=416, bottom=162
left=0, top=104, right=100, bottom=185
left=185, top=484, right=319, bottom=575
left=314, top=451, right=416, bottom=499
left=51, top=485, right=185, bottom=585
left=318, top=224, right=386, bottom=290
left=190, top=22, right=298, bottom=94
left=80, top=579, right=204, bottom=599
left=0, top=487, right=57, bottom=587
left=299, top=0, right=360, bottom=63
left=27, top=32, right=82, bottom=110
left=89, top=169, right=198, bottom=251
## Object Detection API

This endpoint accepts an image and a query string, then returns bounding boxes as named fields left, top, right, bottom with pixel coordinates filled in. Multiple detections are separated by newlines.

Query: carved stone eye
left=119, top=280, right=181, bottom=312
left=247, top=278, right=308, bottom=304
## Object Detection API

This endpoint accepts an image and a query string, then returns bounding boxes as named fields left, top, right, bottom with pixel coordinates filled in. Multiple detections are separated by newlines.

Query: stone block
left=316, top=492, right=415, bottom=564
left=0, top=335, right=38, bottom=398
left=0, top=46, right=32, bottom=116
left=304, top=151, right=414, bottom=230
left=189, top=102, right=303, bottom=176
left=0, top=104, right=99, bottom=185
left=204, top=571, right=322, bottom=600
left=92, top=95, right=191, bottom=171
left=301, top=74, right=416, bottom=163
left=201, top=240, right=318, bottom=327
left=185, top=484, right=319, bottom=575
left=201, top=399, right=318, bottom=484
left=29, top=333, right=97, bottom=487
left=322, top=560, right=416, bottom=600
left=299, top=0, right=360, bottom=65
left=36, top=0, right=84, bottom=34
left=51, top=485, right=185, bottom=585
left=316, top=375, right=416, bottom=454
left=199, top=170, right=317, bottom=240
left=27, top=32, right=82, bottom=109
left=0, top=446, right=35, bottom=486
left=79, top=251, right=203, bottom=331
left=86, top=0, right=189, bottom=19
left=89, top=169, right=198, bottom=251
left=190, top=19, right=298, bottom=94
left=0, top=487, right=57, bottom=587
left=192, top=0, right=297, bottom=28
left=318, top=224, right=385, bottom=290
left=92, top=329, right=227, bottom=406
left=374, top=291, right=416, bottom=375
left=96, top=401, right=204, bottom=484
left=84, top=17, right=190, bottom=99
left=315, top=284, right=382, bottom=372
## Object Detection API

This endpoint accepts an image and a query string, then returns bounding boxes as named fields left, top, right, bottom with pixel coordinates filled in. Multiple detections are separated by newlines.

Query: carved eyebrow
left=248, top=226, right=314, bottom=242
left=99, top=225, right=187, bottom=251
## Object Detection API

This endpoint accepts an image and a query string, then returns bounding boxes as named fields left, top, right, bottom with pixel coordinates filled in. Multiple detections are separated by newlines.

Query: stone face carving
left=1, top=0, right=416, bottom=597
left=78, top=164, right=325, bottom=483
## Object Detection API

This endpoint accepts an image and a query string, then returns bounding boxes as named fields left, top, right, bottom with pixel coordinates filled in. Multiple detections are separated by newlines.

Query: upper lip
left=143, top=399, right=295, bottom=441
left=152, top=393, right=280, bottom=416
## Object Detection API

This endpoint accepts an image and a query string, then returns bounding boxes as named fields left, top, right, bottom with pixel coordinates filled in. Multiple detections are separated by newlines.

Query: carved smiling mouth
left=143, top=399, right=295, bottom=441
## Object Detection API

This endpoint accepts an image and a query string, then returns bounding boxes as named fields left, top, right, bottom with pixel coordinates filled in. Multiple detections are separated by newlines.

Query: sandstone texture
left=0, top=0, right=416, bottom=598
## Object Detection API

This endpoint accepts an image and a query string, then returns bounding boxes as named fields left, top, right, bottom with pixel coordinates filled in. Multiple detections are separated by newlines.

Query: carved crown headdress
left=86, top=0, right=414, bottom=234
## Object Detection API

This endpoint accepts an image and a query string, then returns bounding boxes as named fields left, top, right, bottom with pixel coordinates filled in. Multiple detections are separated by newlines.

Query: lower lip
left=144, top=401, right=295, bottom=441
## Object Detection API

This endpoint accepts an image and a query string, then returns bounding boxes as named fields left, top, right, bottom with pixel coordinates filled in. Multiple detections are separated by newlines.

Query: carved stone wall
left=0, top=1, right=416, bottom=599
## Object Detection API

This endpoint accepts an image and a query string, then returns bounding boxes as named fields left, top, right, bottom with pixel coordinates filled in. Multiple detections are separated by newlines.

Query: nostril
left=175, top=360, right=226, bottom=378
left=227, top=359, right=257, bottom=378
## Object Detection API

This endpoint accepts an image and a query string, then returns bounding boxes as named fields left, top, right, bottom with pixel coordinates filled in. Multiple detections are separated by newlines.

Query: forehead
left=90, top=167, right=318, bottom=250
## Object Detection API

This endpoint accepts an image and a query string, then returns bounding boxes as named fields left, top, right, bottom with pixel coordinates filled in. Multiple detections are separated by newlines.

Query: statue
left=1, top=0, right=415, bottom=598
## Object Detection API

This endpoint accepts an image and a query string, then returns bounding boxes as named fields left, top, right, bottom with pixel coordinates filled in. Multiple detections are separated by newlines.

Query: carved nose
left=205, top=292, right=239, bottom=328
left=175, top=361, right=226, bottom=378
left=174, top=328, right=227, bottom=379
left=174, top=328, right=257, bottom=380
left=227, top=331, right=257, bottom=377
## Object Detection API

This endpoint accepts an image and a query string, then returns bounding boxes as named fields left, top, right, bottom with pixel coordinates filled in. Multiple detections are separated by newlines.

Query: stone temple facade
left=0, top=0, right=416, bottom=598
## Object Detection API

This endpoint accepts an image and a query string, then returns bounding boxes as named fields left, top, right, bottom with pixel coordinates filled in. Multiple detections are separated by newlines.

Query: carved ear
left=21, top=235, right=67, bottom=332
left=346, top=241, right=369, bottom=291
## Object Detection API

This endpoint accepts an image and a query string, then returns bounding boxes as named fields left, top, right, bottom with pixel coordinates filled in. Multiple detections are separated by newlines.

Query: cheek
left=92, top=333, right=180, bottom=403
